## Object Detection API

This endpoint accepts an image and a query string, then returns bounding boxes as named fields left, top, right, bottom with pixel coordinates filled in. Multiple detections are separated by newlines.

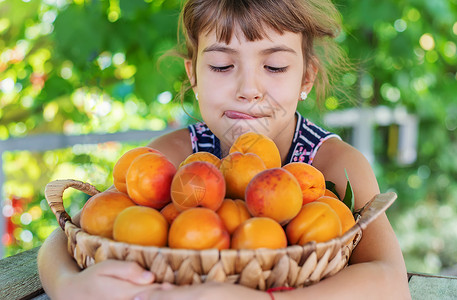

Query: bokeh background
left=1, top=0, right=456, bottom=275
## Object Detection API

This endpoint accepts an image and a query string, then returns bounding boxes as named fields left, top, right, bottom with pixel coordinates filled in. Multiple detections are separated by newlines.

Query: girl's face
left=185, top=27, right=314, bottom=153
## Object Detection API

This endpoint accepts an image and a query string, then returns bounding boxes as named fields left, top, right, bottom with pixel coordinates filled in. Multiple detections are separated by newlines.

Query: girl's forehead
left=198, top=26, right=302, bottom=50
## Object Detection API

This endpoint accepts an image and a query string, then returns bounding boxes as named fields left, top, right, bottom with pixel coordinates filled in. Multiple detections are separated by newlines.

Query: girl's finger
left=96, top=260, right=155, bottom=285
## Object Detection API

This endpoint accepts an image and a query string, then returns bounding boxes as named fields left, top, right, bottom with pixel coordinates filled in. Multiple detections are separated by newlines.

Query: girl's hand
left=53, top=260, right=160, bottom=300
left=133, top=281, right=270, bottom=300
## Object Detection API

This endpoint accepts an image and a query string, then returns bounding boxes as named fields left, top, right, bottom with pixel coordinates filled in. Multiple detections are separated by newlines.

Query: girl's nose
left=236, top=69, right=264, bottom=102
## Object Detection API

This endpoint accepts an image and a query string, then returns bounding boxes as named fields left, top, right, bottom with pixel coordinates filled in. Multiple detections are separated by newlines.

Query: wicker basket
left=45, top=179, right=396, bottom=290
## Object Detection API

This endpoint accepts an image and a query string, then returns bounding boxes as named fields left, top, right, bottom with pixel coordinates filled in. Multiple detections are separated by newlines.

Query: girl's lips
left=224, top=110, right=259, bottom=119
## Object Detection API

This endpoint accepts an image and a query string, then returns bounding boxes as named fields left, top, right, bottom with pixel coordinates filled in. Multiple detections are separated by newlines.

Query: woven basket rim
left=65, top=220, right=355, bottom=254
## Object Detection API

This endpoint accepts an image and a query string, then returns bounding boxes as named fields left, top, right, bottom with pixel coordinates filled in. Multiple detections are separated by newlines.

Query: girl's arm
left=144, top=128, right=193, bottom=168
left=37, top=128, right=193, bottom=299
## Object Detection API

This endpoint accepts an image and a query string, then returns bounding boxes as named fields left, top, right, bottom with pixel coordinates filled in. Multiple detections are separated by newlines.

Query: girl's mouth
left=224, top=110, right=260, bottom=119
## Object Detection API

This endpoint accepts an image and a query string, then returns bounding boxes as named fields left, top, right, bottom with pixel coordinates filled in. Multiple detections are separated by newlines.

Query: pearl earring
left=195, top=92, right=199, bottom=101
left=300, top=91, right=308, bottom=101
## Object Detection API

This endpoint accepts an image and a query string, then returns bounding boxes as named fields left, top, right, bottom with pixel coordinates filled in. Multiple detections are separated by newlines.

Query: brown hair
left=177, top=0, right=351, bottom=107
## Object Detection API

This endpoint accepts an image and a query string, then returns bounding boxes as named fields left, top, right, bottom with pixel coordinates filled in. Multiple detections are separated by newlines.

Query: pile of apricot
left=80, top=132, right=355, bottom=250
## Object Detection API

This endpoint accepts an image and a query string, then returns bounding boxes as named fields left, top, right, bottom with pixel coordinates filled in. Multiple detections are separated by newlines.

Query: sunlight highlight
left=419, top=34, right=435, bottom=51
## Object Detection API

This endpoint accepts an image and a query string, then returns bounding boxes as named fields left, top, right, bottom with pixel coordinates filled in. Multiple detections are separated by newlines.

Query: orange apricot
left=160, top=202, right=181, bottom=225
left=229, top=132, right=281, bottom=169
left=216, top=199, right=252, bottom=234
left=245, top=168, right=302, bottom=225
left=324, top=189, right=339, bottom=199
left=231, top=217, right=287, bottom=249
left=113, top=206, right=168, bottom=247
left=286, top=202, right=342, bottom=245
left=168, top=207, right=230, bottom=250
left=125, top=152, right=176, bottom=209
left=282, top=162, right=326, bottom=205
left=316, top=196, right=355, bottom=234
left=113, top=147, right=163, bottom=194
left=246, top=168, right=302, bottom=225
left=171, top=161, right=225, bottom=211
left=179, top=152, right=221, bottom=169
left=80, top=190, right=136, bottom=239
left=219, top=152, right=266, bottom=200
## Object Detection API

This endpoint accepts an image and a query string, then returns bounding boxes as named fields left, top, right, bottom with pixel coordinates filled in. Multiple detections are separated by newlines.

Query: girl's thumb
left=132, top=269, right=155, bottom=285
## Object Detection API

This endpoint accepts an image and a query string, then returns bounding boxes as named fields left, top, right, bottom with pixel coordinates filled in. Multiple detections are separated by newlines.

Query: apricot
left=113, top=147, right=163, bottom=194
left=171, top=161, right=225, bottom=211
left=245, top=168, right=302, bottom=225
left=160, top=202, right=181, bottom=225
left=168, top=207, right=230, bottom=250
left=229, top=132, right=281, bottom=169
left=80, top=190, right=136, bottom=239
left=286, top=202, right=342, bottom=245
left=126, top=152, right=176, bottom=209
left=216, top=199, right=252, bottom=234
left=219, top=152, right=266, bottom=200
left=282, top=162, right=326, bottom=205
left=316, top=196, right=355, bottom=234
left=231, top=217, right=287, bottom=249
left=324, top=189, right=339, bottom=199
left=179, top=152, right=221, bottom=168
left=113, top=206, right=168, bottom=247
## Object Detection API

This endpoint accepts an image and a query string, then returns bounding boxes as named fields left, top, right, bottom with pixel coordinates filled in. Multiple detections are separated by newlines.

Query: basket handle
left=45, top=179, right=101, bottom=230
left=340, top=192, right=397, bottom=244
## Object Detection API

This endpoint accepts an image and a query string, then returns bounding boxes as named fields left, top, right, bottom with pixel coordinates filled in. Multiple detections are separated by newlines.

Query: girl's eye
left=265, top=65, right=288, bottom=73
left=209, top=65, right=233, bottom=72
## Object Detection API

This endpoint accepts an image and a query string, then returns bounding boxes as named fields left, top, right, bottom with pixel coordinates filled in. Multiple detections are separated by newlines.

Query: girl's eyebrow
left=260, top=46, right=297, bottom=56
left=202, top=44, right=297, bottom=56
left=203, top=45, right=237, bottom=54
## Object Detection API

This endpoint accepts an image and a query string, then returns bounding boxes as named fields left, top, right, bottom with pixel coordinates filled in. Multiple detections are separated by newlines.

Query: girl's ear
left=184, top=59, right=196, bottom=88
left=301, top=60, right=318, bottom=94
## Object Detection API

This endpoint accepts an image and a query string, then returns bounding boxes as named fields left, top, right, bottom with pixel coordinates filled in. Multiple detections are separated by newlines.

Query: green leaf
left=342, top=169, right=355, bottom=212
left=325, top=180, right=341, bottom=200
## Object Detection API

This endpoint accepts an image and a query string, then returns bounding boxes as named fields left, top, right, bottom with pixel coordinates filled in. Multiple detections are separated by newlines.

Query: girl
left=37, top=0, right=411, bottom=299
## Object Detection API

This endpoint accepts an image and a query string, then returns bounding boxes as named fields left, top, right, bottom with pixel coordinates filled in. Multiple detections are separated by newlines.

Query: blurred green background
left=1, top=0, right=456, bottom=275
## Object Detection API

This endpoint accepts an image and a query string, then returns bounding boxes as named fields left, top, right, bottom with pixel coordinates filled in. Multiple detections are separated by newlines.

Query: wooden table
left=1, top=247, right=456, bottom=299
